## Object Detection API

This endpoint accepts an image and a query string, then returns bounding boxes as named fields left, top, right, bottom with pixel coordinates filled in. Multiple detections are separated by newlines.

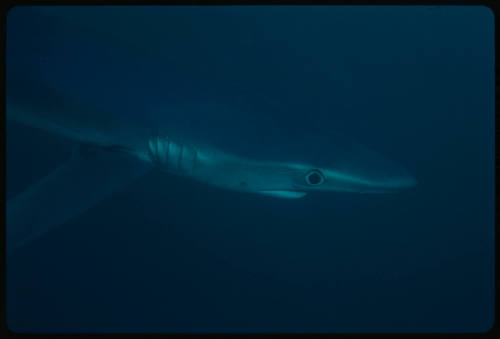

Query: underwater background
left=5, top=5, right=495, bottom=333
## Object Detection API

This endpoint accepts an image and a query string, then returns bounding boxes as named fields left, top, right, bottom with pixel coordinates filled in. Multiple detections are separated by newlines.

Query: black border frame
left=0, top=1, right=497, bottom=337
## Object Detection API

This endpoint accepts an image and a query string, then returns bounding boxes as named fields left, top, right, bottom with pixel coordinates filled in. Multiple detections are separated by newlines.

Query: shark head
left=276, top=136, right=418, bottom=197
left=287, top=162, right=417, bottom=195
left=201, top=153, right=417, bottom=199
left=146, top=136, right=417, bottom=199
left=238, top=141, right=418, bottom=198
left=250, top=160, right=416, bottom=199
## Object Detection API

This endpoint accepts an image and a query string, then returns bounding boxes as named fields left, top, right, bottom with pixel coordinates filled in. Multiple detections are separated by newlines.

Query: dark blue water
left=5, top=6, right=494, bottom=333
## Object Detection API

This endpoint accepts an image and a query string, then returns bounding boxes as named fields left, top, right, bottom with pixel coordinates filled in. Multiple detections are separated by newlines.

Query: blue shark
left=6, top=76, right=416, bottom=252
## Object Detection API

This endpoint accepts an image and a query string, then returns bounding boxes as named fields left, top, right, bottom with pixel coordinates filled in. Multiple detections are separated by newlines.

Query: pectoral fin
left=7, top=146, right=152, bottom=253
left=258, top=190, right=307, bottom=199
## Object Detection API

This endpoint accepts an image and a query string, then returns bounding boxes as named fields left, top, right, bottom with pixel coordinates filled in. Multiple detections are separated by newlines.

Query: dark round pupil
left=308, top=172, right=322, bottom=185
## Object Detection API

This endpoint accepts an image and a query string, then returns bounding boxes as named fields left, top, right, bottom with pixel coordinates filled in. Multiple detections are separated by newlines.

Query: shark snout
left=362, top=164, right=417, bottom=192
left=363, top=158, right=417, bottom=192
left=320, top=157, right=417, bottom=194
left=373, top=173, right=417, bottom=192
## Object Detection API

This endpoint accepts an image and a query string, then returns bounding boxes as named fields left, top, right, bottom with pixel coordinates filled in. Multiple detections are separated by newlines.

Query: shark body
left=6, top=76, right=416, bottom=252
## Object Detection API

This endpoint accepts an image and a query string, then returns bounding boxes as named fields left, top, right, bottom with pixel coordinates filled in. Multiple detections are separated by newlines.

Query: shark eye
left=305, top=169, right=325, bottom=186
